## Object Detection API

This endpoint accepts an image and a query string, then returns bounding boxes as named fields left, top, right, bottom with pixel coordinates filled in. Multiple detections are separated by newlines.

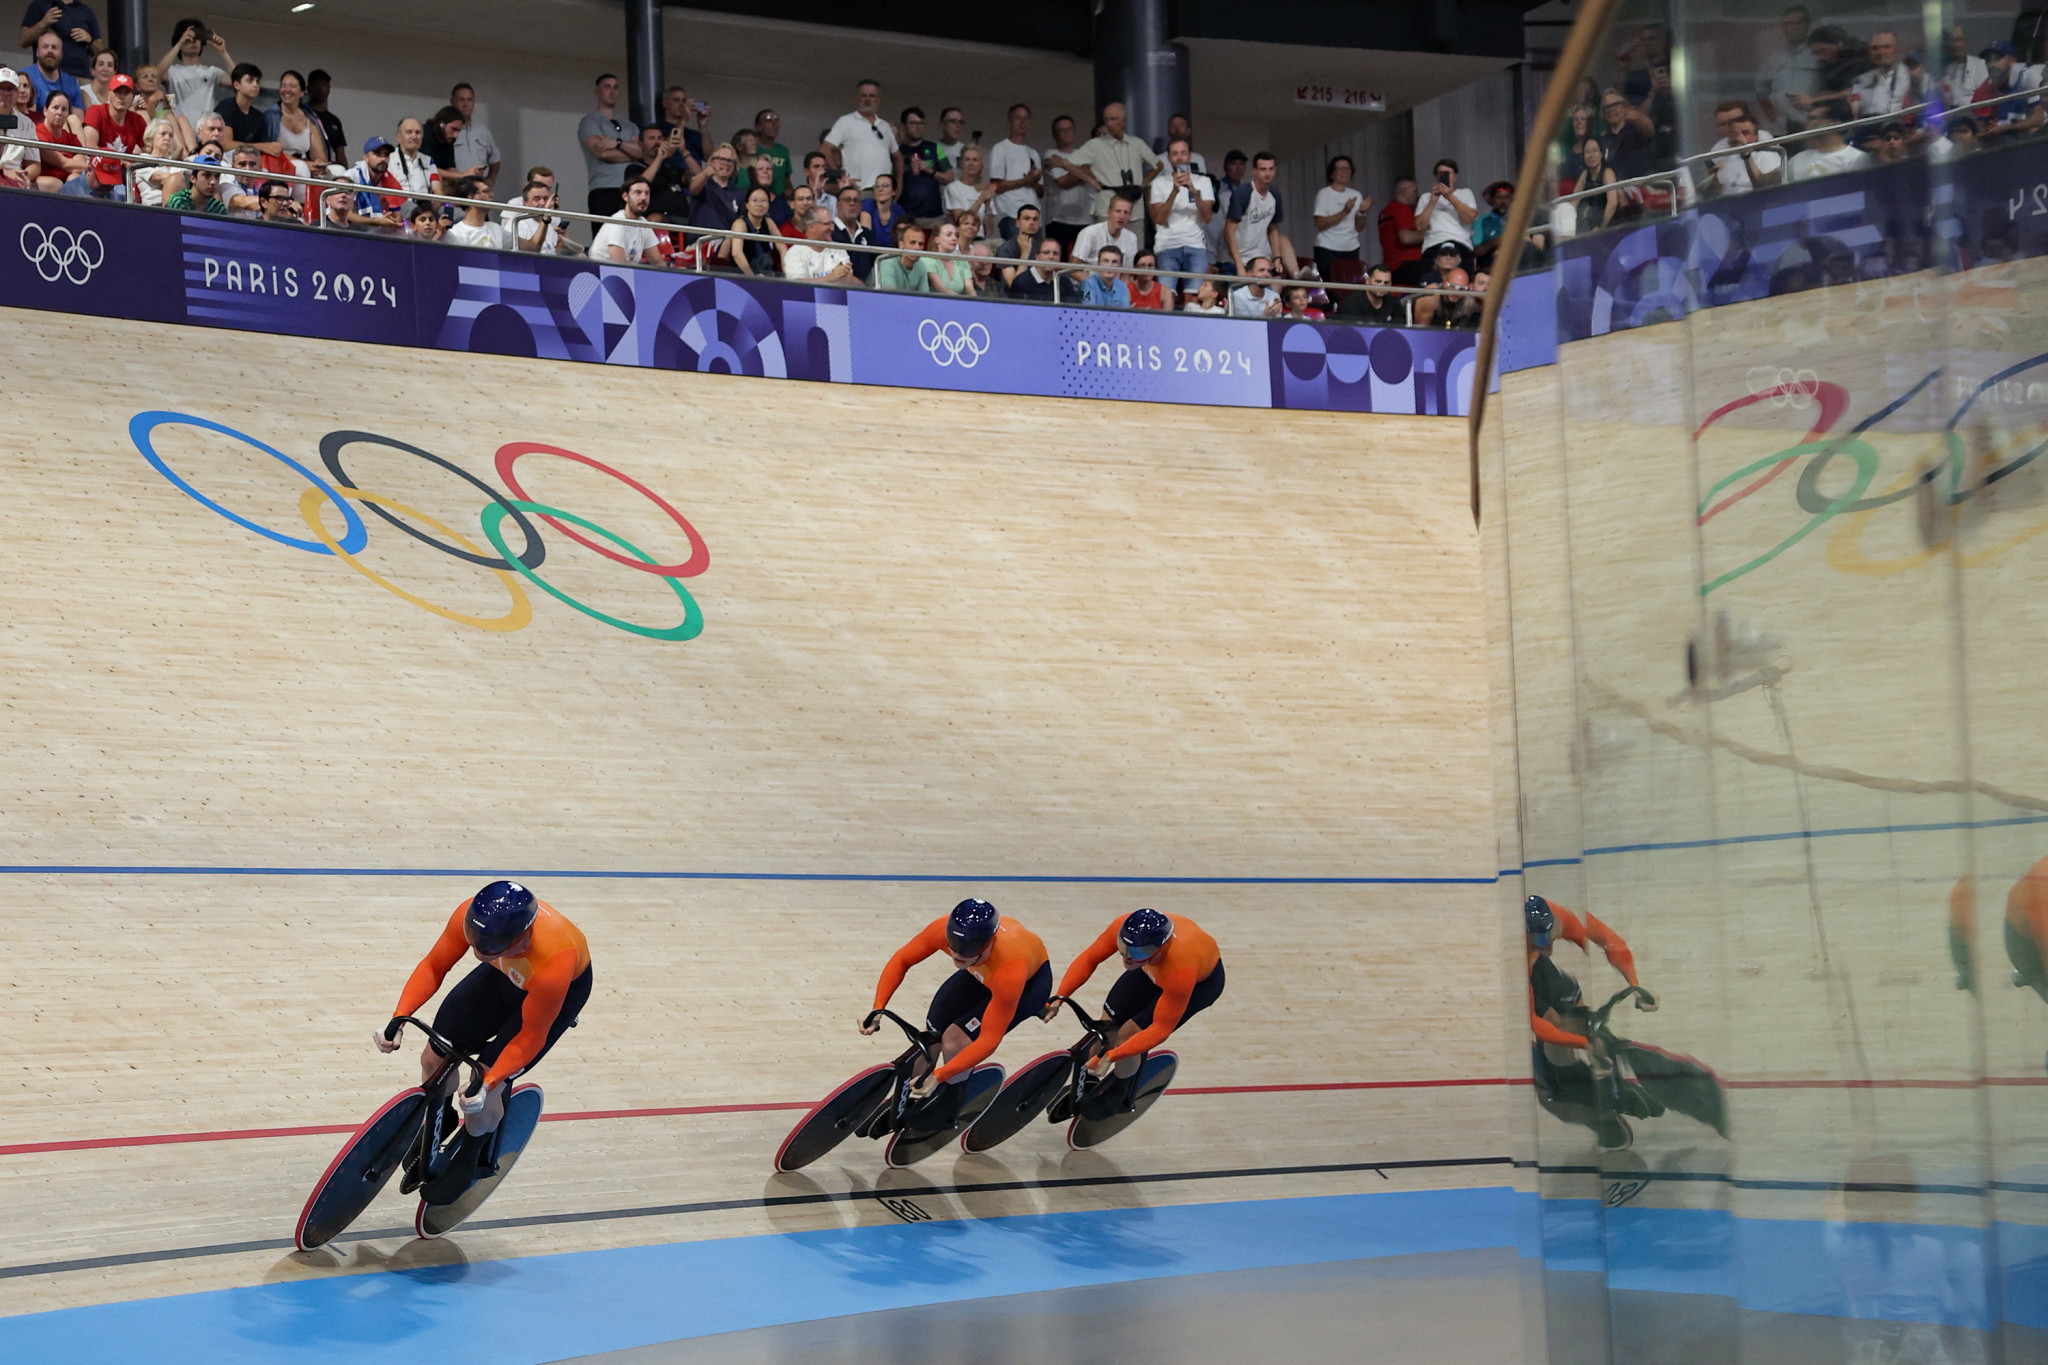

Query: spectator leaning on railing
left=783, top=204, right=854, bottom=282
left=29, top=88, right=82, bottom=190
left=444, top=177, right=509, bottom=249
left=1073, top=189, right=1138, bottom=271
left=591, top=177, right=659, bottom=264
left=1788, top=99, right=1872, bottom=179
left=1080, top=244, right=1130, bottom=308
left=831, top=181, right=876, bottom=281
left=347, top=134, right=403, bottom=230
left=1229, top=257, right=1280, bottom=318
left=165, top=150, right=225, bottom=214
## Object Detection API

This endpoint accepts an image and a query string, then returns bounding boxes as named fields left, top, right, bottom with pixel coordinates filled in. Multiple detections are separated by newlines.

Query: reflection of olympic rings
left=299, top=487, right=533, bottom=632
left=132, top=411, right=708, bottom=642
left=20, top=222, right=104, bottom=284
left=916, top=318, right=991, bottom=368
left=1701, top=351, right=2048, bottom=593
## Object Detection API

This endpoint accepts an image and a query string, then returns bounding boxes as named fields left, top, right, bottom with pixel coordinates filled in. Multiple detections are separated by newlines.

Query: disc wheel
left=294, top=1088, right=428, bottom=1251
left=961, top=1052, right=1072, bottom=1154
left=886, top=1064, right=1005, bottom=1168
left=774, top=1065, right=896, bottom=1173
left=416, top=1085, right=545, bottom=1239
left=1067, top=1052, right=1177, bottom=1151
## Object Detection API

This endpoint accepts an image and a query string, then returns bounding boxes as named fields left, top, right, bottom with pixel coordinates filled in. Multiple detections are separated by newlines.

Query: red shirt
left=82, top=104, right=145, bottom=186
left=780, top=218, right=807, bottom=240
left=1378, top=201, right=1419, bottom=270
left=34, top=122, right=80, bottom=179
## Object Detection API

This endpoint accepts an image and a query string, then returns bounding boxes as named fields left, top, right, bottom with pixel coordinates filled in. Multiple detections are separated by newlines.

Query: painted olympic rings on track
left=132, top=412, right=708, bottom=642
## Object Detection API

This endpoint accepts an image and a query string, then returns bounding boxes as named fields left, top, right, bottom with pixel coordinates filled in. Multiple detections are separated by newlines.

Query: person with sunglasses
left=255, top=179, right=299, bottom=223
left=1051, top=908, right=1223, bottom=1117
left=866, top=899, right=1052, bottom=1128
left=822, top=77, right=900, bottom=192
left=688, top=141, right=745, bottom=266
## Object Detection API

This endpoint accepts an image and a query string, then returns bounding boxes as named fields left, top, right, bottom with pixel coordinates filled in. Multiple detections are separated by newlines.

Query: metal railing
left=0, top=132, right=1484, bottom=328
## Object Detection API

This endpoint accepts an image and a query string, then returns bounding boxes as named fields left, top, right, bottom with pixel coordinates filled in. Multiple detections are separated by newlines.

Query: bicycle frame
left=862, top=1007, right=942, bottom=1133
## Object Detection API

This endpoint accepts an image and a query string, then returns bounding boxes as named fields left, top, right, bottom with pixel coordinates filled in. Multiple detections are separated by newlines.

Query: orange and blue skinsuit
left=1529, top=902, right=1639, bottom=1050
left=874, top=915, right=1050, bottom=1083
left=393, top=898, right=592, bottom=1090
left=1058, top=913, right=1223, bottom=1063
left=2005, top=857, right=2048, bottom=1001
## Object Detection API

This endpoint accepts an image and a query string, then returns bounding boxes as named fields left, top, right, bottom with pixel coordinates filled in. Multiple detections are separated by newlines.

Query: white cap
left=0, top=69, right=20, bottom=88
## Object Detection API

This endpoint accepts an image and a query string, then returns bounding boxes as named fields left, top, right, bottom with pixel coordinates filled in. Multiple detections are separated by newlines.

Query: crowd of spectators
left=13, top=5, right=2024, bottom=323
left=1546, top=9, right=2044, bottom=237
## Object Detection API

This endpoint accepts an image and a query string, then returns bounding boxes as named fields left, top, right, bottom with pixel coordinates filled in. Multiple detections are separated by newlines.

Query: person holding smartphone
left=511, top=176, right=576, bottom=254
left=1417, top=157, right=1479, bottom=273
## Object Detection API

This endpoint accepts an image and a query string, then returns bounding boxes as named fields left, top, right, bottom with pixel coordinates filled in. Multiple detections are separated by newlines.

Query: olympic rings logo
left=20, top=222, right=104, bottom=284
left=1696, top=351, right=2048, bottom=594
left=916, top=319, right=991, bottom=369
left=129, top=412, right=708, bottom=642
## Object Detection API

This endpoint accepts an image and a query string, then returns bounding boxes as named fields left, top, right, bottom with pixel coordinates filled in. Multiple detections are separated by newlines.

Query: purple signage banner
left=1497, top=136, right=2048, bottom=365
left=0, top=187, right=1475, bottom=415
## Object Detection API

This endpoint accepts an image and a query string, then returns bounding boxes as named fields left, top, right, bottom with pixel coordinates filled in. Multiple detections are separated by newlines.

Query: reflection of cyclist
left=2003, top=857, right=2048, bottom=1006
left=1525, top=894, right=1659, bottom=1148
left=377, top=881, right=594, bottom=1144
left=867, top=898, right=1052, bottom=1127
left=1053, top=909, right=1224, bottom=1117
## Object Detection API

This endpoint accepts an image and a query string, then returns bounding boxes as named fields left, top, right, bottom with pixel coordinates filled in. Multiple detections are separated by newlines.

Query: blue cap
left=362, top=135, right=393, bottom=153
left=1990, top=39, right=2016, bottom=57
left=187, top=153, right=221, bottom=167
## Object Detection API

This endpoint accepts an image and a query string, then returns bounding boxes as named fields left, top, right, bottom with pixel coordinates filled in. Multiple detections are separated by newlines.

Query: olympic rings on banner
left=496, top=443, right=709, bottom=578
left=133, top=410, right=368, bottom=556
left=131, top=412, right=708, bottom=643
left=320, top=430, right=547, bottom=572
left=299, top=487, right=533, bottom=632
left=481, top=500, right=703, bottom=641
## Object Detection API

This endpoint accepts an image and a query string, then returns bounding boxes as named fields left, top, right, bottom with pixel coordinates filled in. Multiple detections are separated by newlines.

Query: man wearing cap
left=79, top=71, right=143, bottom=199
left=348, top=134, right=404, bottom=230
left=166, top=153, right=228, bottom=214
left=1984, top=41, right=2046, bottom=139
left=18, top=0, right=99, bottom=80
left=0, top=68, right=32, bottom=187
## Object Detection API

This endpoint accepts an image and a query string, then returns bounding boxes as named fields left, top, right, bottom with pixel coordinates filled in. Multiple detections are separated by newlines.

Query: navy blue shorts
left=1104, top=960, right=1225, bottom=1035
left=431, top=962, right=594, bottom=1081
left=928, top=960, right=1054, bottom=1043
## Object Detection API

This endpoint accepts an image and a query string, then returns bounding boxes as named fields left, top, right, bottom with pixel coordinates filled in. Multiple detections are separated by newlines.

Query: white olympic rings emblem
left=916, top=318, right=991, bottom=369
left=20, top=222, right=105, bottom=284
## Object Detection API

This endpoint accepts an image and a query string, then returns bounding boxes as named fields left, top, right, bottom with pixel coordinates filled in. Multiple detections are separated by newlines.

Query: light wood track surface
left=0, top=307, right=1506, bottom=1315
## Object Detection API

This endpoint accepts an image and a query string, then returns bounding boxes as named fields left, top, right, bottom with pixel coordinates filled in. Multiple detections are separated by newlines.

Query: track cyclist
left=375, top=880, right=594, bottom=1181
left=1525, top=893, right=1660, bottom=1147
left=1051, top=908, right=1224, bottom=1118
left=867, top=898, right=1052, bottom=1129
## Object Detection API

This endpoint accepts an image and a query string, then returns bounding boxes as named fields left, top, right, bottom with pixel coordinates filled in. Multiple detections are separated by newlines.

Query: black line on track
left=0, top=1156, right=1515, bottom=1281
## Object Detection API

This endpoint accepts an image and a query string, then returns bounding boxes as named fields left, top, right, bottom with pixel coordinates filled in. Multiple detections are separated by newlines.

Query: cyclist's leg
left=925, top=969, right=993, bottom=1075
left=2008, top=916, right=2048, bottom=1004
left=420, top=964, right=523, bottom=1088
left=997, top=962, right=1054, bottom=1040
left=1101, top=968, right=1163, bottom=1080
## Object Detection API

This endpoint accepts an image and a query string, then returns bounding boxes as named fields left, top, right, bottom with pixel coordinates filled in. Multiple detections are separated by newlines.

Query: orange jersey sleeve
left=1056, top=919, right=1124, bottom=1002
left=1555, top=904, right=1640, bottom=986
left=478, top=904, right=590, bottom=1088
left=393, top=906, right=471, bottom=1021
left=1105, top=915, right=1219, bottom=1062
left=2009, top=857, right=2048, bottom=949
left=931, top=920, right=1050, bottom=1082
left=1530, top=1007, right=1588, bottom=1049
left=873, top=917, right=948, bottom=1013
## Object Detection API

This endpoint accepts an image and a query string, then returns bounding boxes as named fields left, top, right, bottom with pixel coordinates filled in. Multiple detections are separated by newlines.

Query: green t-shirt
left=759, top=139, right=793, bottom=196
left=874, top=254, right=930, bottom=293
left=166, top=189, right=227, bottom=215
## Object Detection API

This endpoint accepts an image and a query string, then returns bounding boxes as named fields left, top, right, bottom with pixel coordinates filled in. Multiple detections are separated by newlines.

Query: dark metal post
left=623, top=0, right=664, bottom=131
left=107, top=0, right=149, bottom=79
left=1092, top=0, right=1189, bottom=151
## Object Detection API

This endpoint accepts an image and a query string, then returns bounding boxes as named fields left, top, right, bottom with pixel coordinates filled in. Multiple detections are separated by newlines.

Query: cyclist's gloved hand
left=859, top=1016, right=880, bottom=1036
left=459, top=1083, right=491, bottom=1116
left=1635, top=988, right=1660, bottom=1013
left=374, top=1020, right=403, bottom=1054
left=909, top=1069, right=941, bottom=1100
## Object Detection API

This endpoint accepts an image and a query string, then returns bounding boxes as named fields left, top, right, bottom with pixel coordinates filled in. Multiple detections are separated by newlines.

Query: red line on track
left=3, top=1074, right=2040, bottom=1157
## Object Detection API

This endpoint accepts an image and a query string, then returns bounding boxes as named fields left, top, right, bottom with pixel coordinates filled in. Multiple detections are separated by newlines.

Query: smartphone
left=691, top=100, right=707, bottom=115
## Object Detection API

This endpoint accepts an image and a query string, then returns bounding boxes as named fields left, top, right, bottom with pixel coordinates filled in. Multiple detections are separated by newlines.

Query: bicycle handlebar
left=386, top=1014, right=489, bottom=1097
left=1048, top=995, right=1113, bottom=1041
left=863, top=1007, right=938, bottom=1048
left=1585, top=986, right=1649, bottom=1031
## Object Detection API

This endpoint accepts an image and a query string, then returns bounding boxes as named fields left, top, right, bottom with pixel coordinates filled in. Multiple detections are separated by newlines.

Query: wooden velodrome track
left=0, top=307, right=1511, bottom=1320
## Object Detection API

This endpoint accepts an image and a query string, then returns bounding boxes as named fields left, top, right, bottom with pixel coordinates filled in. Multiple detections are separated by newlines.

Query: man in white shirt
left=509, top=176, right=576, bottom=254
left=1040, top=113, right=1095, bottom=260
left=1940, top=24, right=1990, bottom=114
left=783, top=205, right=855, bottom=282
left=389, top=117, right=439, bottom=205
left=590, top=179, right=660, bottom=263
left=1065, top=101, right=1159, bottom=222
left=1851, top=32, right=1916, bottom=119
left=1148, top=136, right=1212, bottom=303
left=1228, top=257, right=1280, bottom=318
left=823, top=78, right=900, bottom=190
left=1073, top=192, right=1139, bottom=270
left=1226, top=151, right=1296, bottom=276
left=443, top=177, right=510, bottom=249
left=1703, top=106, right=1783, bottom=194
left=1756, top=5, right=1820, bottom=132
left=986, top=102, right=1043, bottom=225
left=1788, top=101, right=1874, bottom=178
left=449, top=82, right=501, bottom=195
left=1416, top=158, right=1479, bottom=271
left=1163, top=115, right=1209, bottom=173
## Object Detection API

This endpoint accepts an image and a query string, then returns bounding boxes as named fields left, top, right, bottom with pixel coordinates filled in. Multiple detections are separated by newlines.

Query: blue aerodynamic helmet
left=1524, top=895, right=1556, bottom=948
left=466, top=880, right=538, bottom=957
left=1119, top=908, right=1174, bottom=961
left=947, top=898, right=999, bottom=960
